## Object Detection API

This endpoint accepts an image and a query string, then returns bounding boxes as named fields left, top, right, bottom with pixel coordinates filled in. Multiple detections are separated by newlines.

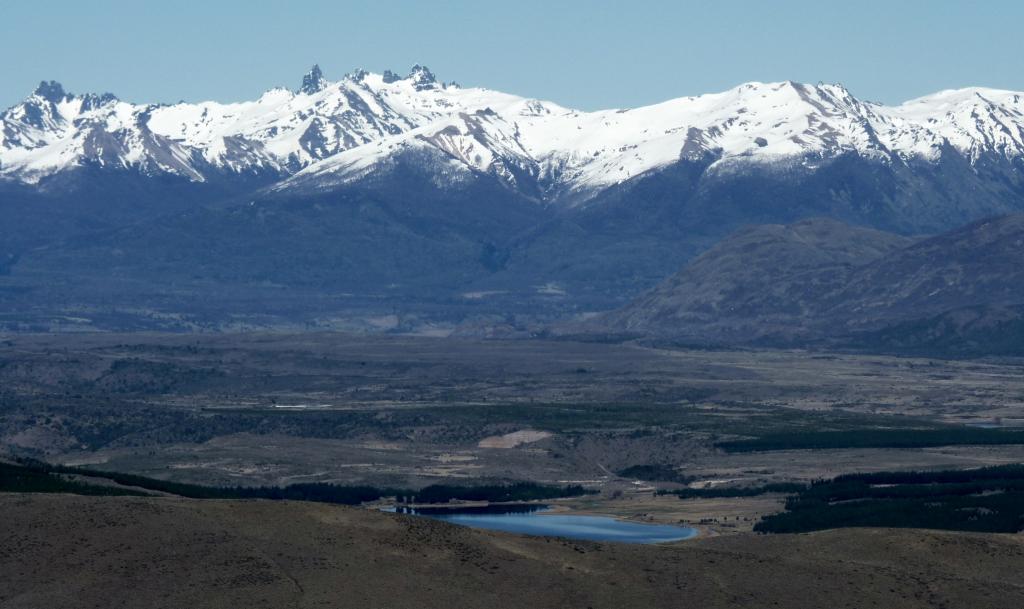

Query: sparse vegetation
left=3, top=333, right=1024, bottom=538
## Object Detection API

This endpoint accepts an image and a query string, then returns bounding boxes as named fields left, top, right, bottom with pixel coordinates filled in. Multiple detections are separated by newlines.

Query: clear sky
left=2, top=0, right=1023, bottom=111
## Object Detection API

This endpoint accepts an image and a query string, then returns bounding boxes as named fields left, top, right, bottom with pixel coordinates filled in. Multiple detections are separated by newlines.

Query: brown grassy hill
left=2, top=494, right=1023, bottom=609
left=601, top=214, right=1024, bottom=346
left=600, top=217, right=913, bottom=341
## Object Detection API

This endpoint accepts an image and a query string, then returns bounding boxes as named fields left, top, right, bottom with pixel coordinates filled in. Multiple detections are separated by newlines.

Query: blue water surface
left=389, top=505, right=697, bottom=544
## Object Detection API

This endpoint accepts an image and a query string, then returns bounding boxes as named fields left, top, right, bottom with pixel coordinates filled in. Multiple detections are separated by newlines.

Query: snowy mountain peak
left=346, top=68, right=369, bottom=83
left=408, top=64, right=438, bottom=90
left=375, top=65, right=440, bottom=89
left=299, top=64, right=328, bottom=95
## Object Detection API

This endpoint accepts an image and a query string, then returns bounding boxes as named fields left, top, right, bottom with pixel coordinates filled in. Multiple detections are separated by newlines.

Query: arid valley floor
left=3, top=333, right=1024, bottom=534
left=3, top=334, right=1024, bottom=608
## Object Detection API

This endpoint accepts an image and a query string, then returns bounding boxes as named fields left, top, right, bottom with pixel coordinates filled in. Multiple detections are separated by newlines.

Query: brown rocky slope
left=1, top=494, right=1022, bottom=609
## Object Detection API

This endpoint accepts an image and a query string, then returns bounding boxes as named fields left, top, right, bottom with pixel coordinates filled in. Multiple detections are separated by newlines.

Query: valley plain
left=4, top=332, right=1024, bottom=535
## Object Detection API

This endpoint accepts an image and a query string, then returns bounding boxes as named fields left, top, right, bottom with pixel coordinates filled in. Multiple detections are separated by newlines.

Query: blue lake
left=388, top=504, right=698, bottom=544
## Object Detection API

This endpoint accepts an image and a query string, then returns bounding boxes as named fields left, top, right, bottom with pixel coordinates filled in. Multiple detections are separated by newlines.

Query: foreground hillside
left=1, top=494, right=1022, bottom=609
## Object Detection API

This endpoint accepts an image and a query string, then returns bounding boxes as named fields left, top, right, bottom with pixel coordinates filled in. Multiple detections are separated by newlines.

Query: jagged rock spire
left=34, top=80, right=67, bottom=102
left=408, top=65, right=437, bottom=90
left=299, top=64, right=328, bottom=95
left=346, top=68, right=369, bottom=82
left=378, top=65, right=439, bottom=90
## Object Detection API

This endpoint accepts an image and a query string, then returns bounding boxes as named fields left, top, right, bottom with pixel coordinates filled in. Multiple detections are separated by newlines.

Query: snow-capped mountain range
left=4, top=65, right=1024, bottom=333
left=4, top=64, right=1024, bottom=204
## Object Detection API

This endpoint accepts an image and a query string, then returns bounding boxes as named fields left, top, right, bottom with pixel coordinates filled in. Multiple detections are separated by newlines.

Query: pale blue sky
left=2, top=0, right=1023, bottom=110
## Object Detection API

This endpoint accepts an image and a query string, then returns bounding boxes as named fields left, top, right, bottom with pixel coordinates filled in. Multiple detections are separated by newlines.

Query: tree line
left=1, top=458, right=594, bottom=506
left=755, top=464, right=1024, bottom=534
left=717, top=428, right=1024, bottom=453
